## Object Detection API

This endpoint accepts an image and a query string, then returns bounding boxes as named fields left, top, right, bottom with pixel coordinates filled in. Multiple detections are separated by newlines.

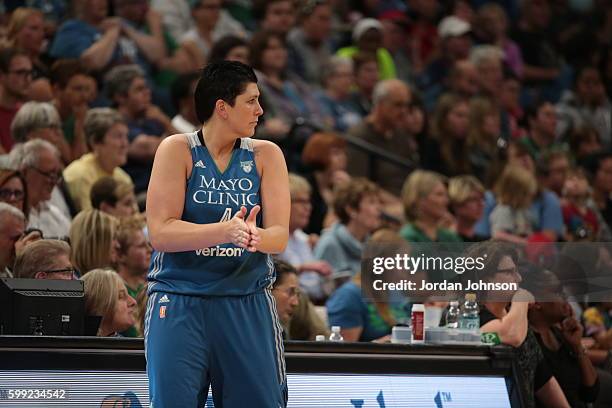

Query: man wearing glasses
left=0, top=48, right=33, bottom=154
left=13, top=239, right=76, bottom=280
left=271, top=260, right=300, bottom=337
left=13, top=139, right=71, bottom=238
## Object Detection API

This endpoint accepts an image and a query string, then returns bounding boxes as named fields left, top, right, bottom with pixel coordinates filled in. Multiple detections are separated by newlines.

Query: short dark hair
left=578, top=150, right=612, bottom=181
left=252, top=0, right=292, bottom=21
left=460, top=240, right=519, bottom=298
left=194, top=61, right=257, bottom=123
left=0, top=47, right=28, bottom=74
left=50, top=59, right=89, bottom=88
left=524, top=100, right=552, bottom=129
left=209, top=35, right=249, bottom=64
left=272, top=258, right=298, bottom=288
left=90, top=177, right=120, bottom=209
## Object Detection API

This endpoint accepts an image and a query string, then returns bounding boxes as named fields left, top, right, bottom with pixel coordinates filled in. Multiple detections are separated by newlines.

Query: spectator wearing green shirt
left=400, top=170, right=462, bottom=243
left=115, top=215, right=150, bottom=337
left=520, top=101, right=566, bottom=163
left=337, top=18, right=396, bottom=80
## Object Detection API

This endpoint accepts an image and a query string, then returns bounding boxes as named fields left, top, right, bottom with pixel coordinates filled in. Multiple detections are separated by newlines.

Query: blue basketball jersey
left=148, top=131, right=275, bottom=296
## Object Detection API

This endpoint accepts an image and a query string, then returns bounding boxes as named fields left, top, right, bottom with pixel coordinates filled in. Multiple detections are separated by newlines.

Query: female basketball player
left=145, top=61, right=290, bottom=407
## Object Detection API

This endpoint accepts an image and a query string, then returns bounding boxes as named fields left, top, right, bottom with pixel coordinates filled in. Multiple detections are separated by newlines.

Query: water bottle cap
left=411, top=304, right=425, bottom=312
left=450, top=301, right=459, bottom=306
left=331, top=326, right=341, bottom=332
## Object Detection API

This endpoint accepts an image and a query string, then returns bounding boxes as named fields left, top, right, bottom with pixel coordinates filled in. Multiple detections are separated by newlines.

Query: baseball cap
left=438, top=16, right=471, bottom=39
left=352, top=18, right=384, bottom=42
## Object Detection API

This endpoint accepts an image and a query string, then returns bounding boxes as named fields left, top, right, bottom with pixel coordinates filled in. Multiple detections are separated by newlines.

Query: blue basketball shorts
left=144, top=289, right=287, bottom=407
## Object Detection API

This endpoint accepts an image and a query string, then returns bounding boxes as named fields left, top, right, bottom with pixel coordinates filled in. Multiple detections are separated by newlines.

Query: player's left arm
left=251, top=140, right=290, bottom=254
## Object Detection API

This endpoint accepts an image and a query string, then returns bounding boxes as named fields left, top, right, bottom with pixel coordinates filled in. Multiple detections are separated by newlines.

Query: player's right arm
left=146, top=135, right=250, bottom=252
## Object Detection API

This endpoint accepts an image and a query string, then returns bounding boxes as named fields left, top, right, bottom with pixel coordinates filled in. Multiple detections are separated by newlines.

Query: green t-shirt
left=399, top=224, right=464, bottom=283
left=336, top=46, right=397, bottom=80
left=399, top=224, right=462, bottom=243
left=62, top=114, right=75, bottom=144
left=519, top=136, right=569, bottom=163
left=121, top=283, right=144, bottom=338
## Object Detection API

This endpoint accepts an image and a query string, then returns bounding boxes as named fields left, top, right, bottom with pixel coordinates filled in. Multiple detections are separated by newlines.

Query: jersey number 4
left=219, top=207, right=233, bottom=222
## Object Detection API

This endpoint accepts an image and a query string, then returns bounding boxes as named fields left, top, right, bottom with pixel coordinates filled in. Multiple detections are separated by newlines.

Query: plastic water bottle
left=459, top=293, right=480, bottom=330
left=445, top=301, right=460, bottom=329
left=329, top=326, right=344, bottom=342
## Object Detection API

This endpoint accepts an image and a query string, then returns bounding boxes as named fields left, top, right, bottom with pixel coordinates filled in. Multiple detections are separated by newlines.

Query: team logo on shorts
left=159, top=305, right=166, bottom=319
left=240, top=160, right=253, bottom=173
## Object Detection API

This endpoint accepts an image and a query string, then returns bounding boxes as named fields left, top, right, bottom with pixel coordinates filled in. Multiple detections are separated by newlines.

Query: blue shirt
left=326, top=281, right=411, bottom=342
left=50, top=19, right=153, bottom=77
left=474, top=190, right=564, bottom=238
left=122, top=118, right=166, bottom=193
left=148, top=132, right=275, bottom=296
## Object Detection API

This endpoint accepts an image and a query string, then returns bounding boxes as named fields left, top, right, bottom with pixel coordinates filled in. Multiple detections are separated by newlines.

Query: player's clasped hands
left=226, top=205, right=261, bottom=252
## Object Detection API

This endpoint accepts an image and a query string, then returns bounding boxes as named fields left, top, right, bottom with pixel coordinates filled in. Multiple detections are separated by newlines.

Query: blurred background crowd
left=0, top=0, right=611, bottom=405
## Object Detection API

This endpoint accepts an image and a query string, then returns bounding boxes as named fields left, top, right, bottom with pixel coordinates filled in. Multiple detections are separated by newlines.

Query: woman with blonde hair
left=448, top=175, right=486, bottom=241
left=115, top=214, right=150, bottom=337
left=81, top=268, right=136, bottom=337
left=400, top=170, right=461, bottom=243
left=279, top=173, right=332, bottom=302
left=490, top=165, right=538, bottom=244
left=69, top=209, right=118, bottom=275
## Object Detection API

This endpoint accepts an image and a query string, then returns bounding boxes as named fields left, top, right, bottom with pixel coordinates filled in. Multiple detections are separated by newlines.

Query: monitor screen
left=0, top=371, right=512, bottom=407
left=0, top=278, right=84, bottom=336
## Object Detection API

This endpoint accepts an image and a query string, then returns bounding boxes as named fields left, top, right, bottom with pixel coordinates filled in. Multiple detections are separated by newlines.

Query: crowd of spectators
left=0, top=0, right=612, bottom=406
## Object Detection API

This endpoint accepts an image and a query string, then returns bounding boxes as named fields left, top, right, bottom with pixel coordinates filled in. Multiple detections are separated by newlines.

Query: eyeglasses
left=388, top=100, right=414, bottom=110
left=41, top=267, right=79, bottom=279
left=273, top=286, right=301, bottom=298
left=497, top=266, right=519, bottom=275
left=0, top=188, right=24, bottom=201
left=30, top=167, right=62, bottom=183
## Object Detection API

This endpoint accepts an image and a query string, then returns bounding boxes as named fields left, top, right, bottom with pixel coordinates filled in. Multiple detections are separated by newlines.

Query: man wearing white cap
left=337, top=18, right=396, bottom=80
left=437, top=16, right=472, bottom=61
left=418, top=16, right=473, bottom=109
